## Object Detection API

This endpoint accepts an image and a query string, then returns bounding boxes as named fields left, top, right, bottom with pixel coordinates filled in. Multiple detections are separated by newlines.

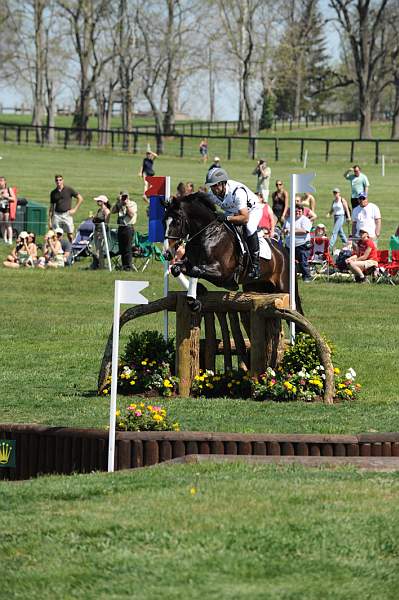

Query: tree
left=329, top=0, right=391, bottom=139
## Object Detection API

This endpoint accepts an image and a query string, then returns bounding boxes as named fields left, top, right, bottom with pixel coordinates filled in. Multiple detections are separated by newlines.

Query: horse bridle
left=165, top=210, right=219, bottom=246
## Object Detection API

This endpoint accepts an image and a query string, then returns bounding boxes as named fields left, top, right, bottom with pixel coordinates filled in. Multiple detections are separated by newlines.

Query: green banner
left=0, top=439, right=16, bottom=468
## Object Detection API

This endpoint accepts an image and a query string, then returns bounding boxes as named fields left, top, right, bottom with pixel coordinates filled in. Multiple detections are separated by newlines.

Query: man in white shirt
left=284, top=204, right=312, bottom=282
left=351, top=193, right=381, bottom=242
left=205, top=167, right=263, bottom=279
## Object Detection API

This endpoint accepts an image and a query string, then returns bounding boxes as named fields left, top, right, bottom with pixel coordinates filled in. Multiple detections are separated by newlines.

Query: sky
left=0, top=1, right=340, bottom=121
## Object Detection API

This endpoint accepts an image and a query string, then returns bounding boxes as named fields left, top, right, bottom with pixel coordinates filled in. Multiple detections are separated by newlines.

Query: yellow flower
left=163, top=379, right=173, bottom=388
left=334, top=368, right=340, bottom=374
left=173, top=423, right=180, bottom=431
left=283, top=381, right=293, bottom=390
left=130, top=380, right=135, bottom=386
left=227, top=383, right=232, bottom=388
left=153, top=414, right=163, bottom=422
left=190, top=487, right=197, bottom=495
left=338, top=383, right=345, bottom=389
left=141, top=360, right=147, bottom=365
left=103, top=389, right=109, bottom=395
left=344, top=389, right=352, bottom=396
left=115, top=410, right=120, bottom=417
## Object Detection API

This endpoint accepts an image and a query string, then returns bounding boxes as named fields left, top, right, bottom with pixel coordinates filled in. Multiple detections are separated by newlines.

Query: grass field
left=1, top=142, right=398, bottom=598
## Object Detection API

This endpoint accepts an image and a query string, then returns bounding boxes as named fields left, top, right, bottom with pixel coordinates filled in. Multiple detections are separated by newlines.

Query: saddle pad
left=259, top=234, right=271, bottom=260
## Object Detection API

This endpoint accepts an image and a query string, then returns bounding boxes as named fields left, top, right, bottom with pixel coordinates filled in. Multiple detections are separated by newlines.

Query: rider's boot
left=246, top=232, right=260, bottom=280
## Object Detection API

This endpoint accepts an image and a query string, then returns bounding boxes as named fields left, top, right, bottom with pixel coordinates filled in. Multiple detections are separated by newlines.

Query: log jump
left=98, top=291, right=335, bottom=404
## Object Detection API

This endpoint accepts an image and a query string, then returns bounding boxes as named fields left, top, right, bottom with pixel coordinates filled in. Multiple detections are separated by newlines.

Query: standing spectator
left=139, top=150, right=158, bottom=202
left=327, top=188, right=351, bottom=250
left=345, top=227, right=378, bottom=283
left=91, top=195, right=111, bottom=269
left=283, top=204, right=312, bottom=283
left=208, top=156, right=221, bottom=172
left=344, top=164, right=369, bottom=210
left=199, top=138, right=208, bottom=163
left=258, top=198, right=275, bottom=239
left=49, top=174, right=84, bottom=243
left=271, top=180, right=289, bottom=226
left=0, top=176, right=17, bottom=245
left=302, top=192, right=316, bottom=212
left=252, top=159, right=271, bottom=203
left=351, top=193, right=381, bottom=242
left=291, top=195, right=317, bottom=221
left=185, top=182, right=194, bottom=195
left=111, top=191, right=137, bottom=271
left=55, top=227, right=72, bottom=265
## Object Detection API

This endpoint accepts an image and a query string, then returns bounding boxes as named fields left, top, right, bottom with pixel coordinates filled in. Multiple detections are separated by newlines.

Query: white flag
left=117, top=280, right=149, bottom=305
left=292, top=172, right=316, bottom=194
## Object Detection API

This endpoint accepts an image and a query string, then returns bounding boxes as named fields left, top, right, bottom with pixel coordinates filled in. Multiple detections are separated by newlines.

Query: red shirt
left=357, top=238, right=377, bottom=261
left=258, top=205, right=273, bottom=230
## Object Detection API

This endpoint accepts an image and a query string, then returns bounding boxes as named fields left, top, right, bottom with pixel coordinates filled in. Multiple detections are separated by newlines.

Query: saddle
left=223, top=221, right=250, bottom=286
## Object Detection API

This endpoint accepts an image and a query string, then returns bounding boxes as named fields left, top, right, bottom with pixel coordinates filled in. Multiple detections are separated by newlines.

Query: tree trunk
left=32, top=0, right=46, bottom=141
left=391, top=77, right=399, bottom=139
left=359, top=94, right=372, bottom=139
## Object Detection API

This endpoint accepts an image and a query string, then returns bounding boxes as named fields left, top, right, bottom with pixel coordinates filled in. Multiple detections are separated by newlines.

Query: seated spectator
left=27, top=232, right=38, bottom=264
left=55, top=227, right=72, bottom=265
left=37, top=230, right=64, bottom=269
left=345, top=227, right=378, bottom=283
left=310, top=224, right=334, bottom=266
left=3, top=231, right=35, bottom=268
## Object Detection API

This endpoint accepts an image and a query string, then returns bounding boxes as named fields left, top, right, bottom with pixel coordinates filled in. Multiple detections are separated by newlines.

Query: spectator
left=252, top=159, right=271, bottom=203
left=55, top=228, right=72, bottom=266
left=351, top=193, right=381, bottom=242
left=344, top=164, right=369, bottom=210
left=90, top=195, right=111, bottom=270
left=271, top=180, right=289, bottom=226
left=37, top=230, right=64, bottom=268
left=49, top=174, right=84, bottom=243
left=0, top=176, right=17, bottom=245
left=327, top=187, right=351, bottom=250
left=310, top=224, right=331, bottom=264
left=185, top=181, right=194, bottom=195
left=302, top=192, right=316, bottom=212
left=176, top=182, right=186, bottom=198
left=139, top=150, right=158, bottom=202
left=111, top=191, right=137, bottom=271
left=27, top=232, right=38, bottom=265
left=345, top=227, right=378, bottom=283
left=3, top=231, right=35, bottom=268
left=208, top=156, right=221, bottom=172
left=291, top=194, right=317, bottom=221
left=258, top=198, right=275, bottom=239
left=283, top=204, right=312, bottom=283
left=199, top=138, right=208, bottom=163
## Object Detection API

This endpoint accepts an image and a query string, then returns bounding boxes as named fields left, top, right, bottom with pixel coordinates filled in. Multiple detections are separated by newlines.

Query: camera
left=0, top=200, right=8, bottom=210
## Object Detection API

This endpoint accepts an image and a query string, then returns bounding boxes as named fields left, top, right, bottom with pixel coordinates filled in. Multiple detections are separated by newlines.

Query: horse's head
left=163, top=192, right=216, bottom=256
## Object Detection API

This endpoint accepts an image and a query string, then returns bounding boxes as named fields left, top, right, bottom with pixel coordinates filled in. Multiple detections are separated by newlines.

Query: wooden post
left=175, top=295, right=201, bottom=396
left=203, top=312, right=217, bottom=372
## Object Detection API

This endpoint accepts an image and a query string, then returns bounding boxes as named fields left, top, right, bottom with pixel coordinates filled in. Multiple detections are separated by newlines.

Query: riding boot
left=246, top=232, right=260, bottom=279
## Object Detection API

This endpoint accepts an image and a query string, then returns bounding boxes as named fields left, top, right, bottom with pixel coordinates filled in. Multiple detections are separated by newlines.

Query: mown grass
left=0, top=144, right=398, bottom=433
left=1, top=463, right=399, bottom=599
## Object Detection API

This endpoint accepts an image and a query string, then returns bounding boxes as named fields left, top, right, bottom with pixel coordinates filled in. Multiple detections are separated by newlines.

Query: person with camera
left=0, top=176, right=16, bottom=245
left=111, top=191, right=137, bottom=271
left=252, top=159, right=271, bottom=203
left=91, top=195, right=111, bottom=270
left=3, top=231, right=35, bottom=268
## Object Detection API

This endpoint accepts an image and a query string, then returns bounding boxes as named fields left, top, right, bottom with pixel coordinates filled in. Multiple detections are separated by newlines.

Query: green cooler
left=26, top=201, right=47, bottom=235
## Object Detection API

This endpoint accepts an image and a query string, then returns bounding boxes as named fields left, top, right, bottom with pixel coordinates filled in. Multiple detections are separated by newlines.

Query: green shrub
left=281, top=332, right=333, bottom=374
left=123, top=330, right=175, bottom=371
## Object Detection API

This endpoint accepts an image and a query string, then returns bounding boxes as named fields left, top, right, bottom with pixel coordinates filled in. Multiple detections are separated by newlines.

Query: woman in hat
left=3, top=231, right=35, bottom=268
left=327, top=188, right=351, bottom=250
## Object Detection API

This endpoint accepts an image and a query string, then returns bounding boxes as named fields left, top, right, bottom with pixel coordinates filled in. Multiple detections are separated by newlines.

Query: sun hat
left=214, top=156, right=220, bottom=162
left=94, top=194, right=109, bottom=203
left=19, top=231, right=29, bottom=239
left=55, top=227, right=64, bottom=235
left=316, top=223, right=326, bottom=229
left=332, top=187, right=340, bottom=193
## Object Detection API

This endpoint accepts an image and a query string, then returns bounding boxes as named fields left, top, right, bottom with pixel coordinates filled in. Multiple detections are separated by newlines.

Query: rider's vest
left=210, top=179, right=258, bottom=216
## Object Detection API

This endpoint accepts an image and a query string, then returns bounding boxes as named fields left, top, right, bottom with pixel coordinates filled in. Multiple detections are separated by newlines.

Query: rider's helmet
left=205, top=167, right=229, bottom=186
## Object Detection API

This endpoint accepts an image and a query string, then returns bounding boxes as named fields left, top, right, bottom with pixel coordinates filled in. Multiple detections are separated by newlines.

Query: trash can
left=26, top=201, right=47, bottom=236
left=11, top=198, right=28, bottom=236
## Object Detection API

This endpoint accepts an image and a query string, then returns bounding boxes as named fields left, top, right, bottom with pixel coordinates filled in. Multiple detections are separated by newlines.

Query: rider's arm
left=226, top=207, right=249, bottom=225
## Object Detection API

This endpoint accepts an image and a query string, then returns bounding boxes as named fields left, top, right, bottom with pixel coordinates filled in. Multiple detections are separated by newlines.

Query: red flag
left=144, top=176, right=166, bottom=197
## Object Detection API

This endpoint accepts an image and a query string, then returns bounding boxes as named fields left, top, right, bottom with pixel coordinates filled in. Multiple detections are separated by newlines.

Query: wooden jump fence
left=97, top=291, right=335, bottom=403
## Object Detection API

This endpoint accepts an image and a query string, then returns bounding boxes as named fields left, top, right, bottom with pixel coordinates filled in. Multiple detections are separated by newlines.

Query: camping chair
left=309, top=235, right=335, bottom=281
left=132, top=231, right=165, bottom=271
left=373, top=250, right=396, bottom=286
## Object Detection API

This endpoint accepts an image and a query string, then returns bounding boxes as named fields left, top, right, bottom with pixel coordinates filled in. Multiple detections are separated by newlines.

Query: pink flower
left=134, top=410, right=142, bottom=417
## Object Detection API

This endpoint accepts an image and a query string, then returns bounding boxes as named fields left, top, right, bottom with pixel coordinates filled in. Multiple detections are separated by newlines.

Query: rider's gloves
left=217, top=213, right=228, bottom=223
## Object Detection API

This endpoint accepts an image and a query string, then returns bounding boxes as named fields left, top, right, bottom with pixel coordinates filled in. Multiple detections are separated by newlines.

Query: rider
left=205, top=167, right=262, bottom=279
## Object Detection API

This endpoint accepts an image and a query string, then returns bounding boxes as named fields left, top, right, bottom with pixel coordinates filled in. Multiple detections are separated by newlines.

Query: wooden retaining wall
left=1, top=424, right=399, bottom=480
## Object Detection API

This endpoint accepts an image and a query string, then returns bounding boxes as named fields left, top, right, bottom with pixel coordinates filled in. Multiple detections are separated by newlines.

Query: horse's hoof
left=187, top=297, right=202, bottom=312
left=170, top=264, right=181, bottom=277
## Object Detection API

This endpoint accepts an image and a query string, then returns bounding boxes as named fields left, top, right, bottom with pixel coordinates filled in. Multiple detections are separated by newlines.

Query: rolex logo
left=0, top=440, right=15, bottom=467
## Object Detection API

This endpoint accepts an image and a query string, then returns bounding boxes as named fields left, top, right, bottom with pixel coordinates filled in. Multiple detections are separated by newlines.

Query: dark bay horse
left=163, top=192, right=303, bottom=313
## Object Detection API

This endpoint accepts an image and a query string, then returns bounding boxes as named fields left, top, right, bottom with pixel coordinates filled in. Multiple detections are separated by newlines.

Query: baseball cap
left=120, top=191, right=129, bottom=197
left=359, top=226, right=371, bottom=234
left=55, top=227, right=64, bottom=235
left=94, top=194, right=109, bottom=203
left=332, top=187, right=340, bottom=193
left=358, top=192, right=367, bottom=199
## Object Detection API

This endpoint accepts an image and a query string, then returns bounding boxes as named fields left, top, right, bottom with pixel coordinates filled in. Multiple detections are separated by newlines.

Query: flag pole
left=108, top=281, right=121, bottom=472
left=289, top=174, right=297, bottom=343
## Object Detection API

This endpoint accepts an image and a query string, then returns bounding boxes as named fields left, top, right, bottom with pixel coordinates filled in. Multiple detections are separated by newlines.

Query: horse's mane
left=182, top=191, right=217, bottom=214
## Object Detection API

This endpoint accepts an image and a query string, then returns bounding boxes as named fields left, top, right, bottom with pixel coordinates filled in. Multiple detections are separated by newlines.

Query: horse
left=163, top=191, right=303, bottom=314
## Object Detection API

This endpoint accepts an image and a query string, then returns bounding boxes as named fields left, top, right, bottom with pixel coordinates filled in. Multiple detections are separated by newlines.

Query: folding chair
left=374, top=250, right=396, bottom=285
left=309, top=235, right=335, bottom=281
left=132, top=231, right=165, bottom=271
